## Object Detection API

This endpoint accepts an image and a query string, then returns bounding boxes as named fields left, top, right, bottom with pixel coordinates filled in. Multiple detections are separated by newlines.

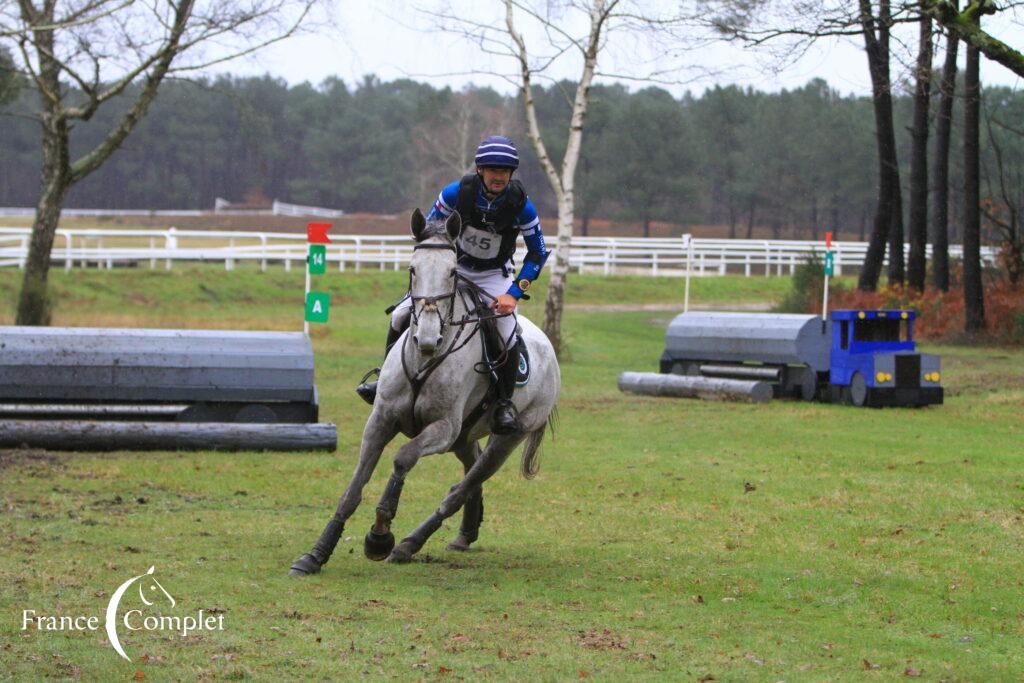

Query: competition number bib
left=459, top=225, right=502, bottom=260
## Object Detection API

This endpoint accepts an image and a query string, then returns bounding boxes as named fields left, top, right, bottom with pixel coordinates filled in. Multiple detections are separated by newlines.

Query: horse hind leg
left=389, top=432, right=525, bottom=563
left=447, top=440, right=483, bottom=552
left=289, top=411, right=398, bottom=576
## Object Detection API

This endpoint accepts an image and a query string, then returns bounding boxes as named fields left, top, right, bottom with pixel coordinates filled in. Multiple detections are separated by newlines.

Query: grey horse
left=290, top=209, right=560, bottom=574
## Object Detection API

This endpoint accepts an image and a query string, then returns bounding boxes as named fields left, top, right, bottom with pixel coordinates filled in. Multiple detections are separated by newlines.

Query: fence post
left=149, top=237, right=156, bottom=269
left=719, top=248, right=726, bottom=275
left=18, top=236, right=27, bottom=268
left=652, top=251, right=658, bottom=276
left=744, top=253, right=751, bottom=277
left=260, top=234, right=267, bottom=272
left=165, top=227, right=176, bottom=270
left=835, top=243, right=842, bottom=276
left=64, top=231, right=73, bottom=272
left=355, top=238, right=362, bottom=273
left=683, top=234, right=693, bottom=313
left=764, top=241, right=771, bottom=276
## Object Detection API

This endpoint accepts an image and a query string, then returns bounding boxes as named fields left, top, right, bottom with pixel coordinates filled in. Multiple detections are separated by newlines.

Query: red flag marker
left=825, top=231, right=833, bottom=249
left=307, top=222, right=332, bottom=244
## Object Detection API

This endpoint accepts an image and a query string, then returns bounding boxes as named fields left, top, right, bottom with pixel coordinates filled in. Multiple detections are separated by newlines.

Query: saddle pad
left=516, top=343, right=530, bottom=387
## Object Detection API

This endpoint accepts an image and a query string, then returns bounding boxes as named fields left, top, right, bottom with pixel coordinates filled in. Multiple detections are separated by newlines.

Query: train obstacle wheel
left=796, top=367, right=818, bottom=401
left=846, top=372, right=869, bottom=407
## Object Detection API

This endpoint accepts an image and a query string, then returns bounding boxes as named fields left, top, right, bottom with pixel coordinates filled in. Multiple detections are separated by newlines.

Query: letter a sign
left=305, top=292, right=329, bottom=323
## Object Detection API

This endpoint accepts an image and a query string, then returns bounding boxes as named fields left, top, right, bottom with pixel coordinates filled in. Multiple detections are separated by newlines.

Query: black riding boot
left=355, top=324, right=404, bottom=405
left=491, top=338, right=521, bottom=435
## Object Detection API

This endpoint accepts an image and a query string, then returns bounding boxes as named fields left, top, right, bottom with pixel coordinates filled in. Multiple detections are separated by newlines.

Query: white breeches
left=391, top=265, right=517, bottom=347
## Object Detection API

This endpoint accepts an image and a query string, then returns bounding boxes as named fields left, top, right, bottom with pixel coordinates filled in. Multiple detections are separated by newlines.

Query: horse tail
left=521, top=406, right=556, bottom=480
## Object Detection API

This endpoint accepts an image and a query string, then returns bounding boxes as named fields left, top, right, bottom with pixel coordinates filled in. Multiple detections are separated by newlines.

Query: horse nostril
left=435, top=336, right=443, bottom=347
left=412, top=334, right=419, bottom=345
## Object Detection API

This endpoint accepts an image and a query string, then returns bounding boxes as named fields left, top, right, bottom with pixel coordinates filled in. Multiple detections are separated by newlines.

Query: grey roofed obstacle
left=0, top=326, right=336, bottom=450
left=0, top=326, right=313, bottom=403
left=661, top=312, right=830, bottom=373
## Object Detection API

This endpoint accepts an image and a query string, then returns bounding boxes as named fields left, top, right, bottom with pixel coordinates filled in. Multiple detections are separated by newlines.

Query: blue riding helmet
left=474, top=135, right=519, bottom=170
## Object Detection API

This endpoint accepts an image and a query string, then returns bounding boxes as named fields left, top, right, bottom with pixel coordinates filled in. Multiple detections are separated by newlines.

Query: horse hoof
left=385, top=544, right=414, bottom=564
left=364, top=530, right=395, bottom=561
left=289, top=553, right=322, bottom=577
left=446, top=535, right=472, bottom=552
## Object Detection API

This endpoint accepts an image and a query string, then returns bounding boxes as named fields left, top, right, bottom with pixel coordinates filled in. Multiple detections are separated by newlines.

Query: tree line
left=1, top=72, right=1019, bottom=245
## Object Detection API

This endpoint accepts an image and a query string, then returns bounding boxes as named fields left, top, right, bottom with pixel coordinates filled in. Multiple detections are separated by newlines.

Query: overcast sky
left=214, top=1, right=1024, bottom=97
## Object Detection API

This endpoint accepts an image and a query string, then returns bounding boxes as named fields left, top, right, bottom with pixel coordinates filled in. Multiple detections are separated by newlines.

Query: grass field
left=1, top=267, right=1022, bottom=681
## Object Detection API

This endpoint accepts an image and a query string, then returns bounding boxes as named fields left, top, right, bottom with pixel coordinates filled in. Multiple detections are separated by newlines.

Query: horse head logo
left=105, top=566, right=174, bottom=661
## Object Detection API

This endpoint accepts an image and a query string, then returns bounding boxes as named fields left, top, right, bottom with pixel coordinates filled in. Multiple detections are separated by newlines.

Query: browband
left=413, top=242, right=457, bottom=253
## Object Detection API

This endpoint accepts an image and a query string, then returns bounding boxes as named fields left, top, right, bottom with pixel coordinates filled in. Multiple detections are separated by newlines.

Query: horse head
left=137, top=565, right=176, bottom=608
left=408, top=208, right=462, bottom=356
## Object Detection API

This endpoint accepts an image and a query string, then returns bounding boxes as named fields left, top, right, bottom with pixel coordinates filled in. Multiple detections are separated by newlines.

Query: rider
left=356, top=135, right=550, bottom=434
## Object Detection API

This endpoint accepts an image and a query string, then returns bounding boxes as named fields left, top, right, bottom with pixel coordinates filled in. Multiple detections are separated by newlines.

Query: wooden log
left=0, top=420, right=337, bottom=452
left=699, top=364, right=781, bottom=381
left=618, top=372, right=772, bottom=404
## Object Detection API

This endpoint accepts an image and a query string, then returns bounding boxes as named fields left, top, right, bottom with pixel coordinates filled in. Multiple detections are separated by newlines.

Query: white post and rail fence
left=0, top=226, right=997, bottom=278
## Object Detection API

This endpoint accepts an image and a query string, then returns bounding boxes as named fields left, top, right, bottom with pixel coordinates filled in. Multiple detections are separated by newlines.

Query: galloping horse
left=290, top=209, right=560, bottom=573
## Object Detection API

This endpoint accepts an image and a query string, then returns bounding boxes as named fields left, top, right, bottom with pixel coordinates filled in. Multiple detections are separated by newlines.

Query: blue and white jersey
left=427, top=178, right=549, bottom=299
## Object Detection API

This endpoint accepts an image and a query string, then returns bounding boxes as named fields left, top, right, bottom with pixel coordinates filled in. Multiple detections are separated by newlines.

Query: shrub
left=827, top=264, right=1024, bottom=345
left=774, top=252, right=846, bottom=313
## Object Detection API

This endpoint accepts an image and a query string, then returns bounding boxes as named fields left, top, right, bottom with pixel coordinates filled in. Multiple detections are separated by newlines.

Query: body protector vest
left=454, top=173, right=527, bottom=273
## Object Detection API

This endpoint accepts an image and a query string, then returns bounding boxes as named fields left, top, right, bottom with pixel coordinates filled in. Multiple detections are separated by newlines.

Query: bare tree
left=706, top=0, right=922, bottom=291
left=963, top=12, right=984, bottom=332
left=931, top=13, right=958, bottom=291
left=982, top=102, right=1023, bottom=286
left=923, top=0, right=1024, bottom=77
left=410, top=90, right=520, bottom=206
left=1, top=0, right=321, bottom=325
left=906, top=1, right=933, bottom=291
left=422, top=0, right=703, bottom=356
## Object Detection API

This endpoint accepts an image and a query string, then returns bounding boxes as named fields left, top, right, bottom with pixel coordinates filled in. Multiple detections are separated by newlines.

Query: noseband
left=408, top=242, right=459, bottom=331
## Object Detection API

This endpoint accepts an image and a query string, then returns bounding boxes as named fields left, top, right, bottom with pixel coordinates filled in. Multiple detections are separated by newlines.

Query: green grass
left=1, top=268, right=1022, bottom=681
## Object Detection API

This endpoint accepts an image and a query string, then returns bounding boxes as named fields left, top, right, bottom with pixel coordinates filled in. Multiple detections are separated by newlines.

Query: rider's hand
left=493, top=293, right=517, bottom=315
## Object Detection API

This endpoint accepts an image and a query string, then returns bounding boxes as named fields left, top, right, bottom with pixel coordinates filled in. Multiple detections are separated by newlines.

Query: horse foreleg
left=389, top=432, right=526, bottom=563
left=365, top=418, right=458, bottom=560
left=289, top=410, right=398, bottom=576
left=447, top=440, right=483, bottom=551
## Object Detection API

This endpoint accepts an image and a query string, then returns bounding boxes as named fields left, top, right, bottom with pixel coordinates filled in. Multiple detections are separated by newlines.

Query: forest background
left=2, top=72, right=1021, bottom=243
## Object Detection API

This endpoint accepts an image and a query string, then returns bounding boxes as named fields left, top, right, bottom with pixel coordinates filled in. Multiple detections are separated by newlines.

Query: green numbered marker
left=308, top=244, right=327, bottom=275
left=305, top=292, right=330, bottom=323
left=824, top=251, right=834, bottom=277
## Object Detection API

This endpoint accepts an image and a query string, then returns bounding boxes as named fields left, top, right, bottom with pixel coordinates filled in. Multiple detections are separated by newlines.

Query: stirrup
left=491, top=399, right=521, bottom=435
left=355, top=368, right=381, bottom=406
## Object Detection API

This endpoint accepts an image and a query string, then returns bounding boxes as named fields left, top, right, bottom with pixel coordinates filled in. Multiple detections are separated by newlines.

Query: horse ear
left=411, top=208, right=426, bottom=242
left=445, top=211, right=463, bottom=241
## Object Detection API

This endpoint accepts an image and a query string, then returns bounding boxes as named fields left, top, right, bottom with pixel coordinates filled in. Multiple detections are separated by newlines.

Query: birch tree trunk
left=506, top=0, right=609, bottom=357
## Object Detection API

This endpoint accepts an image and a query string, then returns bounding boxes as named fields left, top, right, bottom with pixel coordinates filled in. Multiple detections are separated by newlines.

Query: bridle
left=400, top=238, right=515, bottom=432
left=407, top=241, right=459, bottom=336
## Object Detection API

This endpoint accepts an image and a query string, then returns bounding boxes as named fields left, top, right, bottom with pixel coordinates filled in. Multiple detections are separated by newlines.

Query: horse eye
left=408, top=266, right=415, bottom=274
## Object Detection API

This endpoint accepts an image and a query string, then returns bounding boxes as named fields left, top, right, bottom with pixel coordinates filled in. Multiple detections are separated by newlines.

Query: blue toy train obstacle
left=658, top=310, right=943, bottom=408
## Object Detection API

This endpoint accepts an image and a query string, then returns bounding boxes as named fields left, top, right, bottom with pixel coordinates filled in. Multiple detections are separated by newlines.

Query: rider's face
left=478, top=166, right=512, bottom=195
